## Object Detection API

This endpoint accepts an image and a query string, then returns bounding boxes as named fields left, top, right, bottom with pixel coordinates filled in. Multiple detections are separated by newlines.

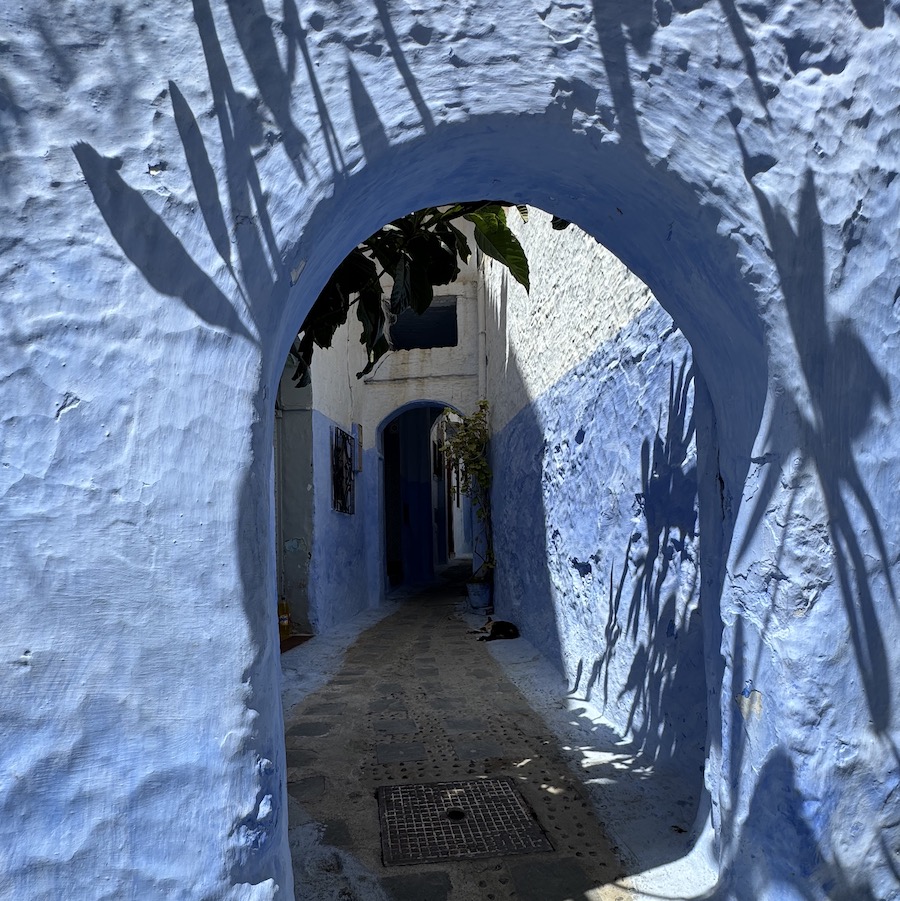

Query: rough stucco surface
left=492, top=304, right=706, bottom=766
left=485, top=209, right=657, bottom=431
left=306, top=410, right=369, bottom=632
left=485, top=212, right=706, bottom=786
left=2, top=1, right=900, bottom=899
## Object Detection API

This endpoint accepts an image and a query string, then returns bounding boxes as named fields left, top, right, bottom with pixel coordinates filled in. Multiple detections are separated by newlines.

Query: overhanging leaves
left=294, top=202, right=533, bottom=383
left=465, top=207, right=530, bottom=292
left=390, top=255, right=412, bottom=317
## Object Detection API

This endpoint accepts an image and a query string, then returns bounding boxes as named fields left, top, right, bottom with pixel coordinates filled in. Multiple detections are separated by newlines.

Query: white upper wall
left=307, top=220, right=482, bottom=440
left=484, top=208, right=656, bottom=431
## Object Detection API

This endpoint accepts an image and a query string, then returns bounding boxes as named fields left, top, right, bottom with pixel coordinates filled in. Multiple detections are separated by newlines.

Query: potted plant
left=442, top=399, right=494, bottom=610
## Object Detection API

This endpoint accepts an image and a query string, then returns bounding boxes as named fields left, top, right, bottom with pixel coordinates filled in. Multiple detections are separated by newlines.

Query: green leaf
left=465, top=207, right=530, bottom=292
left=291, top=333, right=315, bottom=386
left=299, top=202, right=535, bottom=380
left=445, top=222, right=471, bottom=264
left=336, top=247, right=378, bottom=293
left=390, top=255, right=412, bottom=317
left=356, top=334, right=390, bottom=378
left=440, top=399, right=494, bottom=571
left=355, top=280, right=385, bottom=350
left=408, top=227, right=459, bottom=286
left=363, top=228, right=403, bottom=274
left=306, top=281, right=347, bottom=349
left=408, top=258, right=435, bottom=314
left=302, top=246, right=379, bottom=353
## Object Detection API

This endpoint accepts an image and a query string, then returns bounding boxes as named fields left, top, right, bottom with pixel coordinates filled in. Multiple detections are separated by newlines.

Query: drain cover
left=377, top=777, right=553, bottom=866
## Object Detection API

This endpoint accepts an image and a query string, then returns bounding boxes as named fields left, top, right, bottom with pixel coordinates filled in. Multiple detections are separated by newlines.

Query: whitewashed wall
left=485, top=208, right=656, bottom=430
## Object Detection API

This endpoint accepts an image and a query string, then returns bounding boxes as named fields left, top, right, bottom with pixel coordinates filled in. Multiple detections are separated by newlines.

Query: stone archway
left=3, top=2, right=898, bottom=899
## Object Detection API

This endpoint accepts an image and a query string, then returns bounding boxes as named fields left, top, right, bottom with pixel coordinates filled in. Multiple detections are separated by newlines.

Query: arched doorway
left=266, top=115, right=887, bottom=895
left=268, top=122, right=767, bottom=887
left=380, top=403, right=472, bottom=589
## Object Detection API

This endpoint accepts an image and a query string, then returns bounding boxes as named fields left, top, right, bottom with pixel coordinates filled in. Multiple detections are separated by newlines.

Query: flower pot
left=466, top=581, right=493, bottom=613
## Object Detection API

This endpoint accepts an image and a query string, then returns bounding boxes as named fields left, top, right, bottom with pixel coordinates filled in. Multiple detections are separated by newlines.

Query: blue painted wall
left=382, top=406, right=449, bottom=587
left=492, top=302, right=707, bottom=780
left=307, top=411, right=371, bottom=631
left=4, top=2, right=899, bottom=896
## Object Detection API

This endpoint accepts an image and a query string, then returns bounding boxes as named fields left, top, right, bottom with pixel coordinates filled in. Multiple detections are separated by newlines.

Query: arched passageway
left=381, top=404, right=471, bottom=589
left=3, top=3, right=899, bottom=899
left=267, top=119, right=770, bottom=898
left=279, top=200, right=711, bottom=883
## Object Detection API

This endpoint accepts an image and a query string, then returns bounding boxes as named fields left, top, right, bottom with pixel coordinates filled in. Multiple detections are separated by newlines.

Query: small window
left=331, top=426, right=355, bottom=514
left=391, top=296, right=458, bottom=350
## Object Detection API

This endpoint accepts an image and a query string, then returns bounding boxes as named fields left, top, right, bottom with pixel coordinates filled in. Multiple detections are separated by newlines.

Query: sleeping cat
left=468, top=617, right=520, bottom=642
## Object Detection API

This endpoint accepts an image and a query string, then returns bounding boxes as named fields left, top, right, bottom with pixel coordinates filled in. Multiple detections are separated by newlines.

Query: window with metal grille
left=332, top=426, right=355, bottom=514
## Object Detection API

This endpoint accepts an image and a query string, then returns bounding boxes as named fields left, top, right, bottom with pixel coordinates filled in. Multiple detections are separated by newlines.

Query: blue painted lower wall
left=306, top=405, right=453, bottom=633
left=491, top=302, right=707, bottom=779
left=308, top=411, right=374, bottom=631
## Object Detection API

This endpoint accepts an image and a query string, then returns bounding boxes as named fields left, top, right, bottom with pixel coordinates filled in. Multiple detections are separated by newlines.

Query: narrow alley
left=281, top=567, right=705, bottom=901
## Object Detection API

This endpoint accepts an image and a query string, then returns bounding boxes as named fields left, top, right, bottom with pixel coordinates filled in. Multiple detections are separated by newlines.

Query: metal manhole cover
left=377, top=777, right=553, bottom=866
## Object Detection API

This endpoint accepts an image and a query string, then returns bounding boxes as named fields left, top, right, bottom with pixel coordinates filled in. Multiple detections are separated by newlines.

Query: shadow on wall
left=485, top=165, right=898, bottom=901
left=715, top=151, right=899, bottom=898
left=735, top=162, right=895, bottom=736
left=71, top=0, right=306, bottom=882
left=481, top=208, right=712, bottom=871
left=66, top=0, right=898, bottom=896
left=588, top=0, right=772, bottom=156
left=588, top=0, right=887, bottom=142
left=489, top=296, right=708, bottom=873
left=709, top=740, right=886, bottom=901
left=588, top=356, right=704, bottom=775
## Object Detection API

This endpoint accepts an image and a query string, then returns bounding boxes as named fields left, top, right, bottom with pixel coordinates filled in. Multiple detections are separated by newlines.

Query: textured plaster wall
left=276, top=368, right=314, bottom=631
left=349, top=238, right=482, bottom=433
left=309, top=222, right=481, bottom=444
left=2, top=1, right=899, bottom=898
left=485, top=209, right=657, bottom=431
left=306, top=410, right=371, bottom=631
left=485, top=211, right=706, bottom=781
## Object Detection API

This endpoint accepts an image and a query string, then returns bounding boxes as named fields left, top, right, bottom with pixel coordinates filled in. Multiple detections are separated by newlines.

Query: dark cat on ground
left=468, top=617, right=520, bottom=641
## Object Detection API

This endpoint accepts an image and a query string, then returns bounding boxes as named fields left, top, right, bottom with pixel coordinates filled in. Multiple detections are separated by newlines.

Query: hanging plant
left=290, top=203, right=531, bottom=386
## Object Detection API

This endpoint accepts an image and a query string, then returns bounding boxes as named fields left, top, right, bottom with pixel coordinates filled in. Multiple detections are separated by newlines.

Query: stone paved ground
left=284, top=572, right=636, bottom=901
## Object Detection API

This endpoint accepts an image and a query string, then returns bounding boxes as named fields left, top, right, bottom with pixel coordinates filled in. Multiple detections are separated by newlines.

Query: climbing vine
left=442, top=399, right=494, bottom=579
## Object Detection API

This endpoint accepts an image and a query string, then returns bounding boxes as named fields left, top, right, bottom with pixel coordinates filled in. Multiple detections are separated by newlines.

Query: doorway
left=382, top=404, right=471, bottom=588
